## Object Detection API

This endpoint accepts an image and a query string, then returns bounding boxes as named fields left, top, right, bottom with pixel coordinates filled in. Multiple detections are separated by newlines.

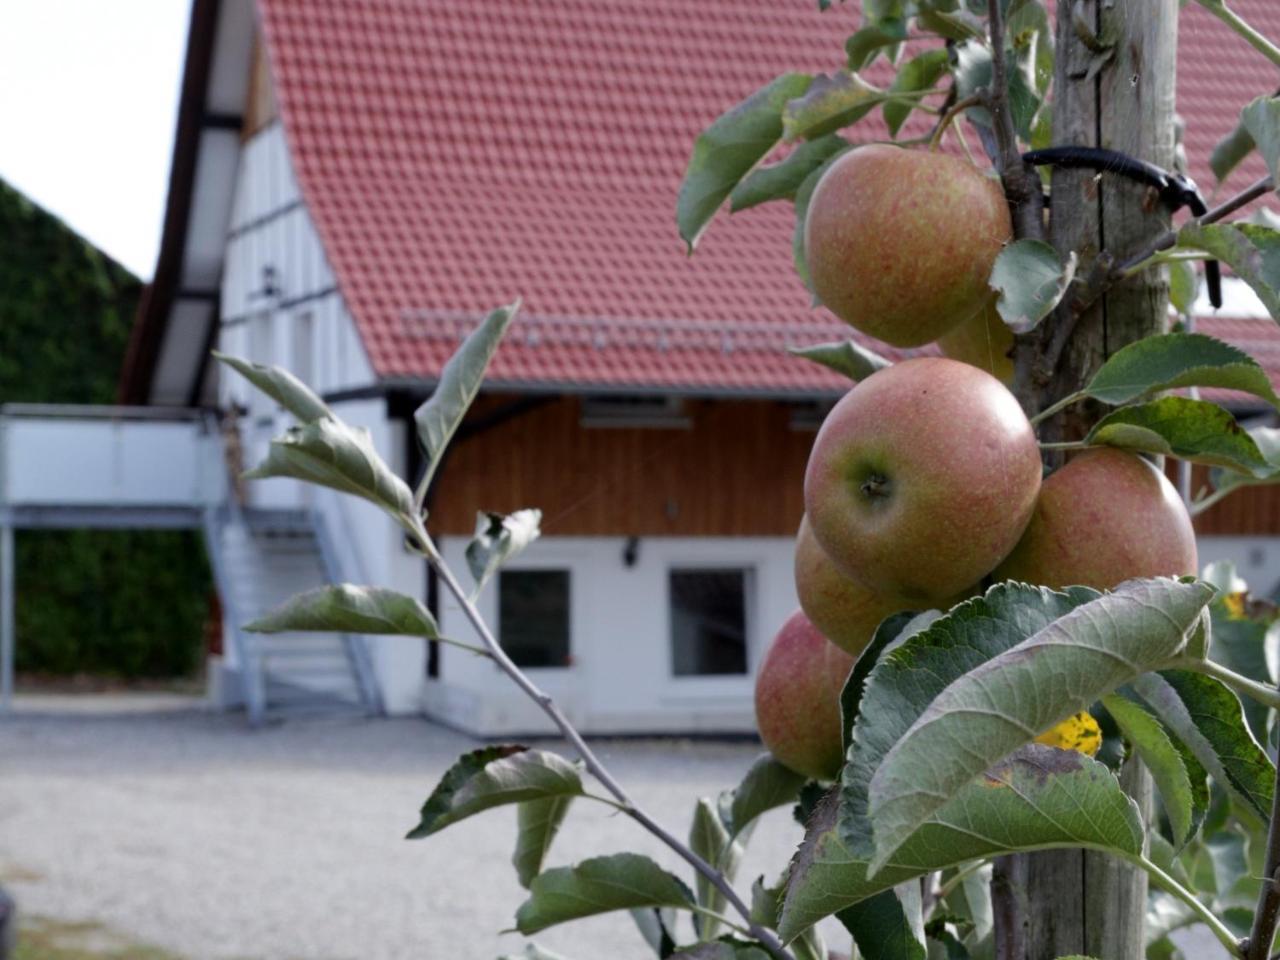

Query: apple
left=804, top=356, right=1042, bottom=603
left=794, top=515, right=920, bottom=657
left=804, top=144, right=1013, bottom=348
left=993, top=447, right=1198, bottom=590
left=755, top=609, right=853, bottom=781
left=936, top=299, right=1014, bottom=385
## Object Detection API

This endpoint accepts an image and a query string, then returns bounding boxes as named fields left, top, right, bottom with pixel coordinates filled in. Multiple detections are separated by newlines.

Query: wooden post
left=1011, top=2, right=1178, bottom=958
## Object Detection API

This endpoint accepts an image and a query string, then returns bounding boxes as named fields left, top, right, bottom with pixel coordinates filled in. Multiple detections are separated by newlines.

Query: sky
left=0, top=1, right=191, bottom=280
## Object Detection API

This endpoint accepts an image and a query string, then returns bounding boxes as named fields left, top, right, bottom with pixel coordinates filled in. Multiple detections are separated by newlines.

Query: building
left=104, top=0, right=1280, bottom=733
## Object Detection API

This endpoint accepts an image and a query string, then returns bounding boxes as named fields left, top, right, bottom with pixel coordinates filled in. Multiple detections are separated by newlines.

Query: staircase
left=203, top=507, right=381, bottom=726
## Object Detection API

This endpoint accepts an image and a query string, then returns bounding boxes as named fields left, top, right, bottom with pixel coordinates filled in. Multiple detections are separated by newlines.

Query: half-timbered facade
left=120, top=0, right=1280, bottom=733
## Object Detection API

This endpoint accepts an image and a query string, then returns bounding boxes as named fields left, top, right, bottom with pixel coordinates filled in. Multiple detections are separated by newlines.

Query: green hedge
left=1, top=178, right=214, bottom=679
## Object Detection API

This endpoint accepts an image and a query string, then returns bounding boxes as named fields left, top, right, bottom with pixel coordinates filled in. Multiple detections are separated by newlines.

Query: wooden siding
left=429, top=396, right=812, bottom=537
left=243, top=36, right=278, bottom=140
left=1191, top=465, right=1280, bottom=536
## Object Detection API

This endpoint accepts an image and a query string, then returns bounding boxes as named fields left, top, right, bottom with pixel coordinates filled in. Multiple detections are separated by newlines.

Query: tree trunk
left=1004, top=1, right=1178, bottom=957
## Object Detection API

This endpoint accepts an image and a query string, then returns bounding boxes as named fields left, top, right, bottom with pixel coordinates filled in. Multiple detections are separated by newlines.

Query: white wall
left=425, top=535, right=800, bottom=736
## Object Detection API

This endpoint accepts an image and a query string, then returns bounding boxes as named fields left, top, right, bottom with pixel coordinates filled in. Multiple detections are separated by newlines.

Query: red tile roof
left=257, top=0, right=1280, bottom=395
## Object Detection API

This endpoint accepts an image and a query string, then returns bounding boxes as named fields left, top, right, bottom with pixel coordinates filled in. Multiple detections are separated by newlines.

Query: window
left=670, top=569, right=749, bottom=676
left=498, top=570, right=571, bottom=668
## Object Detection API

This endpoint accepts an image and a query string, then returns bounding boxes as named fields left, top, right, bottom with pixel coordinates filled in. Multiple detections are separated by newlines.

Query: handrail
left=0, top=403, right=214, bottom=422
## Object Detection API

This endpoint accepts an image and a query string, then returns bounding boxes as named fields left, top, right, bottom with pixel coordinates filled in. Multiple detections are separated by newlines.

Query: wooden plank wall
left=428, top=396, right=812, bottom=537
left=1191, top=465, right=1276, bottom=536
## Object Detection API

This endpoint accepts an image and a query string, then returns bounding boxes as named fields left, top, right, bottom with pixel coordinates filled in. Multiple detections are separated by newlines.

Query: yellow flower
left=1034, top=711, right=1102, bottom=757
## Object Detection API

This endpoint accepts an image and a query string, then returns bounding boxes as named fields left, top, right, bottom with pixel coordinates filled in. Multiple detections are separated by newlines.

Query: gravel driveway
left=0, top=695, right=1226, bottom=960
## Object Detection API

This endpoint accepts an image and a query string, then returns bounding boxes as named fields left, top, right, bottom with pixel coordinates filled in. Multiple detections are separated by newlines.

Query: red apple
left=804, top=357, right=1042, bottom=603
left=936, top=300, right=1015, bottom=385
left=755, top=610, right=853, bottom=781
left=794, top=515, right=919, bottom=657
left=993, top=447, right=1198, bottom=590
left=804, top=145, right=1013, bottom=348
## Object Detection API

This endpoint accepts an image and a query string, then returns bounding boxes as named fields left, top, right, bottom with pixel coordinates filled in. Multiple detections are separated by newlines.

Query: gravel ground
left=0, top=695, right=1225, bottom=960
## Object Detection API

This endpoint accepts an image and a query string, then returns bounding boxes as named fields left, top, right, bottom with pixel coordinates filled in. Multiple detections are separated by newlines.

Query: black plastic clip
left=1021, top=146, right=1222, bottom=309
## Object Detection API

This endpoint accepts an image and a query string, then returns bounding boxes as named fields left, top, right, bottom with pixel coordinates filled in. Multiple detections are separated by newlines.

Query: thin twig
left=929, top=94, right=983, bottom=151
left=1133, top=852, right=1245, bottom=957
left=1197, top=0, right=1280, bottom=69
left=1247, top=782, right=1280, bottom=960
left=411, top=523, right=795, bottom=960
left=986, top=0, right=1047, bottom=245
left=1028, top=390, right=1087, bottom=428
left=1113, top=175, right=1275, bottom=277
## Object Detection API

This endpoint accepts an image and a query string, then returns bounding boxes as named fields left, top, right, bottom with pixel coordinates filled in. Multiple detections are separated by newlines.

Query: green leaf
left=1242, top=96, right=1280, bottom=184
left=866, top=578, right=1213, bottom=873
left=244, top=584, right=438, bottom=637
left=1083, top=397, right=1272, bottom=476
left=1177, top=223, right=1280, bottom=323
left=1168, top=260, right=1199, bottom=316
left=781, top=71, right=885, bottom=142
left=845, top=20, right=907, bottom=70
left=1211, top=121, right=1257, bottom=184
left=1082, top=332, right=1279, bottom=407
left=791, top=158, right=837, bottom=292
left=916, top=8, right=984, bottom=41
left=245, top=418, right=415, bottom=523
left=786, top=339, right=891, bottom=382
left=1101, top=694, right=1195, bottom=846
left=729, top=136, right=850, bottom=212
left=515, top=853, right=696, bottom=935
left=778, top=744, right=1145, bottom=940
left=630, top=907, right=679, bottom=959
left=466, top=509, right=543, bottom=599
left=1208, top=585, right=1280, bottom=741
left=514, top=796, right=574, bottom=889
left=677, top=73, right=813, bottom=250
left=953, top=39, right=1041, bottom=140
left=407, top=746, right=584, bottom=839
left=690, top=798, right=743, bottom=940
left=413, top=301, right=520, bottom=495
left=837, top=886, right=926, bottom=960
left=884, top=50, right=950, bottom=136
left=1133, top=670, right=1275, bottom=823
left=840, top=611, right=938, bottom=755
left=668, top=940, right=771, bottom=960
left=988, top=239, right=1078, bottom=334
left=213, top=352, right=333, bottom=423
left=717, top=754, right=808, bottom=839
left=1208, top=426, right=1280, bottom=501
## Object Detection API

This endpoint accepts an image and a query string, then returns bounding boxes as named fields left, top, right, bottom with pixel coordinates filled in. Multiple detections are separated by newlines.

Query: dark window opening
left=670, top=569, right=748, bottom=676
left=499, top=569, right=571, bottom=668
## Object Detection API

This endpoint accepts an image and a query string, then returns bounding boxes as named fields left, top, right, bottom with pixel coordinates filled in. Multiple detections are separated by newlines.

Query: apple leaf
left=778, top=744, right=1145, bottom=940
left=1211, top=120, right=1257, bottom=184
left=1206, top=579, right=1280, bottom=741
left=792, top=156, right=843, bottom=292
left=840, top=610, right=939, bottom=754
left=1168, top=260, right=1200, bottom=316
left=631, top=907, right=680, bottom=958
left=1101, top=694, right=1195, bottom=846
left=1207, top=426, right=1280, bottom=502
left=244, top=584, right=438, bottom=637
left=1082, top=332, right=1280, bottom=407
left=884, top=49, right=949, bottom=136
left=916, top=8, right=984, bottom=41
left=690, top=798, right=744, bottom=940
left=837, top=885, right=926, bottom=960
left=1242, top=96, right=1280, bottom=184
left=952, top=39, right=1041, bottom=140
left=245, top=417, right=415, bottom=524
left=781, top=71, right=885, bottom=142
left=1176, top=223, right=1280, bottom=324
left=1132, top=670, right=1274, bottom=823
left=513, top=796, right=574, bottom=889
left=677, top=73, right=814, bottom=251
left=465, top=508, right=542, bottom=600
left=729, top=135, right=850, bottom=212
left=989, top=239, right=1078, bottom=334
left=669, top=940, right=771, bottom=960
left=514, top=853, right=696, bottom=935
left=413, top=301, right=520, bottom=496
left=716, top=753, right=808, bottom=840
left=866, top=578, right=1213, bottom=874
left=839, top=584, right=1097, bottom=865
left=845, top=20, right=906, bottom=71
left=1083, top=397, right=1273, bottom=476
left=786, top=339, right=891, bottom=382
left=214, top=352, right=332, bottom=423
left=407, top=746, right=584, bottom=839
